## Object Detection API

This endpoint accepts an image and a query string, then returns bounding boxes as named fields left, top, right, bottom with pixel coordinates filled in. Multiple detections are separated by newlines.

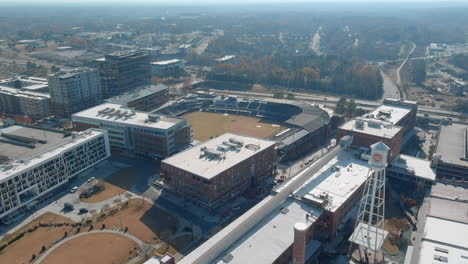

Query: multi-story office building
left=161, top=133, right=277, bottom=210
left=0, top=86, right=51, bottom=119
left=47, top=68, right=102, bottom=118
left=95, top=50, right=151, bottom=97
left=72, top=103, right=191, bottom=158
left=106, top=84, right=169, bottom=111
left=0, top=126, right=110, bottom=221
left=433, top=123, right=468, bottom=185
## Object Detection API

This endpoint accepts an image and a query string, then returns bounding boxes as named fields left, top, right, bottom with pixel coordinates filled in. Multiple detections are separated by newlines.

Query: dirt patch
left=42, top=233, right=139, bottom=264
left=0, top=213, right=75, bottom=264
left=81, top=167, right=139, bottom=203
left=93, top=199, right=178, bottom=245
left=183, top=111, right=285, bottom=141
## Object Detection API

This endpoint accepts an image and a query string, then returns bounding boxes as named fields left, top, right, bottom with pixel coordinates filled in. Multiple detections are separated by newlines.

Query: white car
left=70, top=186, right=78, bottom=193
left=87, top=177, right=96, bottom=183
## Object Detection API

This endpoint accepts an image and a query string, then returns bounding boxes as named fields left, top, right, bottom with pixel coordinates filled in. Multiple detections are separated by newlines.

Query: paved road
left=380, top=69, right=400, bottom=100
left=35, top=229, right=146, bottom=264
left=396, top=41, right=416, bottom=99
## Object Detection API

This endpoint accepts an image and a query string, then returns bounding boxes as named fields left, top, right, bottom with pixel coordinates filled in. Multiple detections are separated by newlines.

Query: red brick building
left=336, top=99, right=416, bottom=161
left=161, top=133, right=277, bottom=209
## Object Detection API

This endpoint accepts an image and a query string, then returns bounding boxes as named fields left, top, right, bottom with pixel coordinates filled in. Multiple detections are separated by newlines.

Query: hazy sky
left=0, top=0, right=465, bottom=3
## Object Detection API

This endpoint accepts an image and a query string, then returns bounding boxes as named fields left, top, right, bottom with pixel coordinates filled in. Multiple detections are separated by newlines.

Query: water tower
left=348, top=141, right=389, bottom=264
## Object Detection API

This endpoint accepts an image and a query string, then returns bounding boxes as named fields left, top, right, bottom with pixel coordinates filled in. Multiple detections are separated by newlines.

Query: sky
left=0, top=0, right=466, bottom=3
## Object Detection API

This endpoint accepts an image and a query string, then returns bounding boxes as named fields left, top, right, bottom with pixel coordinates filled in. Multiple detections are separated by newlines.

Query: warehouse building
left=0, top=126, right=110, bottom=222
left=72, top=103, right=191, bottom=158
left=161, top=133, right=277, bottom=209
left=106, top=84, right=169, bottom=111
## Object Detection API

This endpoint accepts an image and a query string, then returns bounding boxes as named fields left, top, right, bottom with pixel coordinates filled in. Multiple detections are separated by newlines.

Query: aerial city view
left=0, top=0, right=467, bottom=263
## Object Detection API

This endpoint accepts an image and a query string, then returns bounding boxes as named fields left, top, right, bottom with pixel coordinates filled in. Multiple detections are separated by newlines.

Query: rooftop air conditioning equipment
left=319, top=191, right=329, bottom=199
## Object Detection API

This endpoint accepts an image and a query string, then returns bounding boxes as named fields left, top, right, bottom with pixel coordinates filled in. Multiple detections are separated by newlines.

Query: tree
left=50, top=65, right=60, bottom=73
left=346, top=99, right=357, bottom=117
left=286, top=93, right=295, bottom=100
left=335, top=97, right=347, bottom=114
left=273, top=91, right=284, bottom=99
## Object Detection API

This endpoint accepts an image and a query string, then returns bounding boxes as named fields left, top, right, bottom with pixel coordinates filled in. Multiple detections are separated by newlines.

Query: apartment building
left=47, top=68, right=102, bottom=118
left=0, top=126, right=110, bottom=221
left=0, top=86, right=51, bottom=119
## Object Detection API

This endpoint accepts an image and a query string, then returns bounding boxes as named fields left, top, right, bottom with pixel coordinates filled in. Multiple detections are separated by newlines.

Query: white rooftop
left=340, top=118, right=402, bottom=139
left=416, top=216, right=468, bottom=264
left=151, top=59, right=183, bottom=66
left=390, top=154, right=437, bottom=182
left=294, top=150, right=371, bottom=213
left=0, top=85, right=50, bottom=99
left=215, top=198, right=322, bottom=264
left=367, top=103, right=412, bottom=124
left=163, top=133, right=276, bottom=180
left=216, top=55, right=236, bottom=62
left=0, top=129, right=106, bottom=180
left=72, top=103, right=181, bottom=130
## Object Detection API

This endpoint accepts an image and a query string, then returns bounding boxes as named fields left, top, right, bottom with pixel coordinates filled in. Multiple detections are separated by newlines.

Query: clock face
left=373, top=153, right=383, bottom=163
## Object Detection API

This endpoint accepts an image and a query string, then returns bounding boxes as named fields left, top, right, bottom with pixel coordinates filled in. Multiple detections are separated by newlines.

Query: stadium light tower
left=348, top=141, right=389, bottom=264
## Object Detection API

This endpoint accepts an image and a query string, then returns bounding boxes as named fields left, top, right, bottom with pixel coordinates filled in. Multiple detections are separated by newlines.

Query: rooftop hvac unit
left=147, top=114, right=160, bottom=122
left=367, top=120, right=381, bottom=128
left=204, top=148, right=222, bottom=159
left=229, top=138, right=244, bottom=146
left=355, top=119, right=365, bottom=128
left=319, top=191, right=329, bottom=199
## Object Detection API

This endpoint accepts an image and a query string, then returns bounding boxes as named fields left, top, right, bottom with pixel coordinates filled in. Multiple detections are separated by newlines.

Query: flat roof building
left=179, top=142, right=373, bottom=264
left=95, top=50, right=151, bottom=97
left=433, top=123, right=468, bottom=185
left=387, top=154, right=436, bottom=185
left=161, top=133, right=277, bottom=209
left=336, top=99, right=417, bottom=161
left=0, top=76, right=48, bottom=93
left=72, top=103, right=191, bottom=158
left=215, top=55, right=237, bottom=64
left=0, top=126, right=110, bottom=221
left=48, top=68, right=102, bottom=118
left=106, top=84, right=169, bottom=111
left=0, top=86, right=51, bottom=119
left=404, top=183, right=468, bottom=264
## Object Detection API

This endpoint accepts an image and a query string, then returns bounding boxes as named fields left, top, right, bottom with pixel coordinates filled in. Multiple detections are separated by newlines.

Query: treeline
left=448, top=54, right=468, bottom=80
left=206, top=55, right=383, bottom=100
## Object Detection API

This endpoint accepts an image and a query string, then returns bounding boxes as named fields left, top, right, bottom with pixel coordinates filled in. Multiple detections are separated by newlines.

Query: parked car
left=87, top=177, right=96, bottom=183
left=70, top=186, right=78, bottom=193
left=79, top=208, right=88, bottom=214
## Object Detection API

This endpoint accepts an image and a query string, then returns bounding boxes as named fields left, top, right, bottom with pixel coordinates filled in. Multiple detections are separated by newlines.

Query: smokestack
left=292, top=222, right=308, bottom=264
